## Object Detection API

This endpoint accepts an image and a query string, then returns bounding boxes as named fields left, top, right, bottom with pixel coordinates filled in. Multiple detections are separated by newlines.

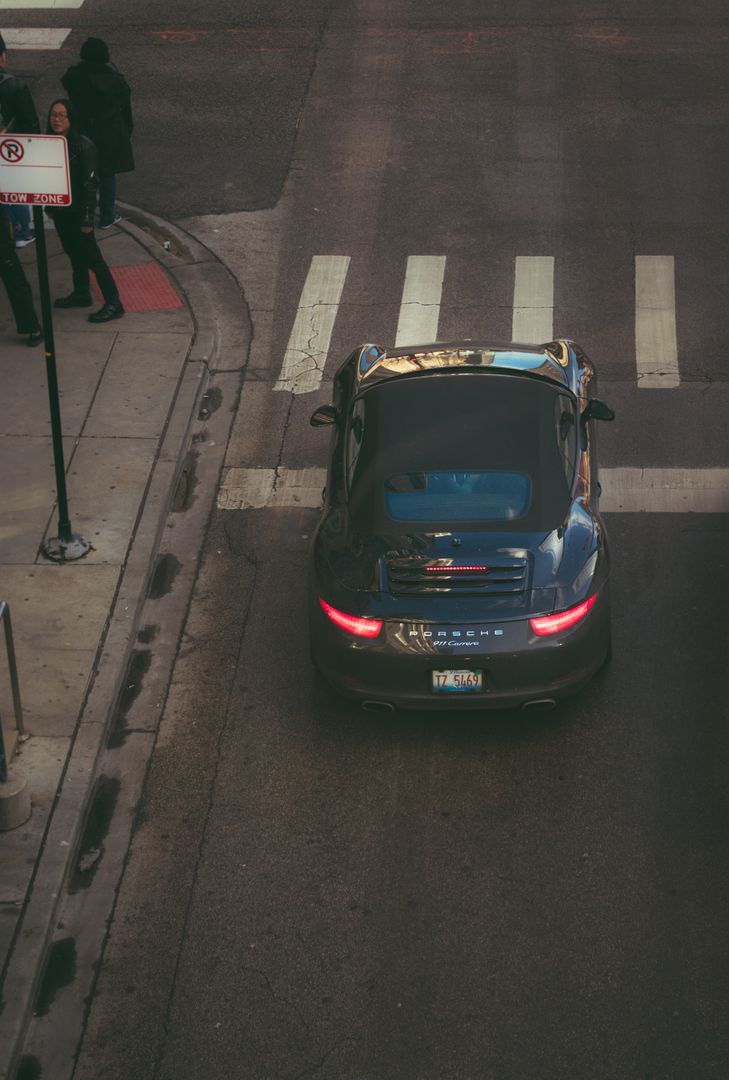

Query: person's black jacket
left=0, top=71, right=40, bottom=133
left=49, top=132, right=99, bottom=227
left=61, top=61, right=134, bottom=174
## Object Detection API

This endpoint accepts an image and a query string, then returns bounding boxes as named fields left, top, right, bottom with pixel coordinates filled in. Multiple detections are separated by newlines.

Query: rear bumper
left=311, top=592, right=611, bottom=711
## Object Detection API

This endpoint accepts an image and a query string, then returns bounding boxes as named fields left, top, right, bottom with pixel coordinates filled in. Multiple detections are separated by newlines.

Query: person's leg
left=52, top=215, right=92, bottom=304
left=98, top=175, right=119, bottom=227
left=0, top=215, right=41, bottom=335
left=82, top=234, right=120, bottom=303
left=83, top=232, right=124, bottom=321
left=4, top=204, right=34, bottom=244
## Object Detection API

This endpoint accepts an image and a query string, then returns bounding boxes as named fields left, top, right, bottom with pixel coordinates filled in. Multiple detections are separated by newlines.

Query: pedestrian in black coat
left=0, top=32, right=39, bottom=134
left=46, top=99, right=124, bottom=323
left=61, top=37, right=133, bottom=228
left=0, top=31, right=39, bottom=247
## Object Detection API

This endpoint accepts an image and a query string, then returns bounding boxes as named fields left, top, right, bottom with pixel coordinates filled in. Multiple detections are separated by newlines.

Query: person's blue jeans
left=98, top=175, right=117, bottom=226
left=3, top=205, right=33, bottom=242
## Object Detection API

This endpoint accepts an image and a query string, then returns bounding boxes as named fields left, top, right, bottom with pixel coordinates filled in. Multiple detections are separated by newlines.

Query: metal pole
left=0, top=602, right=25, bottom=738
left=33, top=205, right=90, bottom=561
left=0, top=707, right=7, bottom=784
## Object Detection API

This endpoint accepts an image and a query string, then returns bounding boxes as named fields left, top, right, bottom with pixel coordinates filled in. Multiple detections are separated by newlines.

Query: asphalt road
left=9, top=1, right=729, bottom=1077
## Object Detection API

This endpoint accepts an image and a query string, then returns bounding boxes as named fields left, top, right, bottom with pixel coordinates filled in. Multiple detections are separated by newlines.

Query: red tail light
left=319, top=598, right=383, bottom=638
left=529, top=594, right=598, bottom=637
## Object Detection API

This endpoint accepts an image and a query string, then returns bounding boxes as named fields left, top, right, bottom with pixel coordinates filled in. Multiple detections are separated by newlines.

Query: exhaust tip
left=362, top=700, right=396, bottom=714
left=521, top=698, right=557, bottom=712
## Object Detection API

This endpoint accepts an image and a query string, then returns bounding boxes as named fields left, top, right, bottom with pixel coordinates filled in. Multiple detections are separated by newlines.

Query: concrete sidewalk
left=0, top=206, right=248, bottom=1077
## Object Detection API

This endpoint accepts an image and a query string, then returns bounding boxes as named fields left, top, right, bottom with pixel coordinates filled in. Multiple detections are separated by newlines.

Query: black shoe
left=88, top=301, right=124, bottom=323
left=27, top=330, right=43, bottom=347
left=54, top=293, right=93, bottom=309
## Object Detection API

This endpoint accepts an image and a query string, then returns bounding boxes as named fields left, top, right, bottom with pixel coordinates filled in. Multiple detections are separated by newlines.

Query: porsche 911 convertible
left=309, top=340, right=614, bottom=711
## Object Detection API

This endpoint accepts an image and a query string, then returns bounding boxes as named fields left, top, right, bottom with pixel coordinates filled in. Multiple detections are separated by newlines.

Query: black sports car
left=309, top=340, right=614, bottom=711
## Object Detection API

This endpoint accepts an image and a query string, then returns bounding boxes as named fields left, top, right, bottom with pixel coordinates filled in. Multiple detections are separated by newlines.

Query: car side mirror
left=583, top=399, right=615, bottom=423
left=310, top=405, right=338, bottom=427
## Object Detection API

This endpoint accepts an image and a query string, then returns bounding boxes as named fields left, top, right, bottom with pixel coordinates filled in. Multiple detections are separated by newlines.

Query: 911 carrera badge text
left=432, top=640, right=480, bottom=648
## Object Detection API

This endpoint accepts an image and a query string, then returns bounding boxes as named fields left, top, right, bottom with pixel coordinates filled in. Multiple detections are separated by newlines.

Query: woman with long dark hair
left=46, top=98, right=124, bottom=323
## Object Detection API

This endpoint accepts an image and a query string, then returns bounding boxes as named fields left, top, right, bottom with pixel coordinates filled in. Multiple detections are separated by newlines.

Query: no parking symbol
left=0, top=138, right=25, bottom=163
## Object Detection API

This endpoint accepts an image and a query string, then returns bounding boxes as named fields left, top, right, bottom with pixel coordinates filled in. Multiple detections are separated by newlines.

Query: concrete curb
left=0, top=205, right=250, bottom=1080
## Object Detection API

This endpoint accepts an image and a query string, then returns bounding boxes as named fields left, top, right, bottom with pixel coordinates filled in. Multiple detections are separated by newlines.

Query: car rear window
left=346, top=372, right=576, bottom=532
left=384, top=470, right=531, bottom=522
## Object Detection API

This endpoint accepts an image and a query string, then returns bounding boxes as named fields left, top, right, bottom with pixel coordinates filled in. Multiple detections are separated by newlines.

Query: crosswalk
left=2, top=0, right=85, bottom=51
left=273, top=253, right=683, bottom=395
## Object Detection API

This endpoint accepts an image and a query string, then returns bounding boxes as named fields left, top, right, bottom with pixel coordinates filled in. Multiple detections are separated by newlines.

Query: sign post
left=0, top=135, right=90, bottom=561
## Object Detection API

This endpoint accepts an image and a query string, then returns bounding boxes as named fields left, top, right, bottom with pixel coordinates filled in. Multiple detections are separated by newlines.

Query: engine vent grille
left=387, top=558, right=528, bottom=596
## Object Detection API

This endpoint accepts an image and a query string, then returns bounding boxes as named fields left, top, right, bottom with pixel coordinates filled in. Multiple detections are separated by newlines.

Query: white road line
left=600, top=468, right=729, bottom=512
left=635, top=255, right=679, bottom=389
left=217, top=467, right=326, bottom=509
left=2, top=28, right=72, bottom=49
left=395, top=255, right=446, bottom=346
left=512, top=256, right=554, bottom=344
left=273, top=255, right=350, bottom=395
left=218, top=467, right=729, bottom=513
left=3, top=0, right=82, bottom=6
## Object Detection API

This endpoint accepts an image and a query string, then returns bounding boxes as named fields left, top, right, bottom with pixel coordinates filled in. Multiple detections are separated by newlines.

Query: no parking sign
left=0, top=134, right=70, bottom=205
left=0, top=131, right=89, bottom=559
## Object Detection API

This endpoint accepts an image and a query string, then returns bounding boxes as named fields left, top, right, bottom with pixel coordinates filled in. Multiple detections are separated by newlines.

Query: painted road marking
left=512, top=256, right=554, bottom=344
left=635, top=255, right=679, bottom=389
left=274, top=255, right=350, bottom=394
left=217, top=468, right=326, bottom=510
left=1, top=29, right=73, bottom=49
left=218, top=467, right=729, bottom=513
left=274, top=253, right=691, bottom=394
left=600, top=468, right=729, bottom=512
left=2, top=0, right=82, bottom=6
left=395, top=255, right=446, bottom=346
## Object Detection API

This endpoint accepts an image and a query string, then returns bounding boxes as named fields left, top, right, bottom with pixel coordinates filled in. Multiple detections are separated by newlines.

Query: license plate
left=432, top=669, right=483, bottom=693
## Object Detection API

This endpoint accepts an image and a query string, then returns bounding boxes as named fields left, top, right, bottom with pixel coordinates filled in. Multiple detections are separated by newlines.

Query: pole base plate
left=41, top=534, right=92, bottom=562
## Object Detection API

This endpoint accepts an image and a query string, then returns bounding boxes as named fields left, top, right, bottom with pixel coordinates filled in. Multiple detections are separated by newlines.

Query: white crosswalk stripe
left=218, top=467, right=729, bottom=514
left=273, top=255, right=350, bottom=394
left=635, top=255, right=679, bottom=389
left=600, top=468, right=729, bottom=511
left=512, top=255, right=554, bottom=344
left=2, top=0, right=82, bottom=6
left=218, top=468, right=326, bottom=510
left=2, top=28, right=73, bottom=49
left=395, top=255, right=446, bottom=347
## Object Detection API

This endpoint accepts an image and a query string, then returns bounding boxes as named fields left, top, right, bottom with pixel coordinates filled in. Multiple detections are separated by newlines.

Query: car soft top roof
left=353, top=339, right=576, bottom=393
left=347, top=370, right=575, bottom=534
